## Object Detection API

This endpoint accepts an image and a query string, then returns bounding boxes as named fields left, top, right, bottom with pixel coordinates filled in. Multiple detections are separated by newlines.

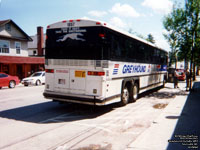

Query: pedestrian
left=174, top=69, right=179, bottom=88
left=186, top=68, right=190, bottom=91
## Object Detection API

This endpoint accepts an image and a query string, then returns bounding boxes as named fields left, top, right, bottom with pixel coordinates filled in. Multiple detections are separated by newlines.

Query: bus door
left=69, top=69, right=86, bottom=93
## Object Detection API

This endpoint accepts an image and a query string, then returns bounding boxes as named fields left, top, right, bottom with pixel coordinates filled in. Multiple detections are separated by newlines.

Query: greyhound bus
left=43, top=19, right=168, bottom=106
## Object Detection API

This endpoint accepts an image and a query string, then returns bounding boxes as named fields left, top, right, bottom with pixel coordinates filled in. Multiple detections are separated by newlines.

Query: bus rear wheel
left=130, top=83, right=138, bottom=102
left=120, top=85, right=130, bottom=106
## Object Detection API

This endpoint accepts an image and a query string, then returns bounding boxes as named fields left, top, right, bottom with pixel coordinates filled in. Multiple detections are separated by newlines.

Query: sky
left=0, top=0, right=185, bottom=51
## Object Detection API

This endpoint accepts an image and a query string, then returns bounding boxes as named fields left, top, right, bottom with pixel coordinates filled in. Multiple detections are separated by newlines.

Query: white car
left=22, top=71, right=45, bottom=86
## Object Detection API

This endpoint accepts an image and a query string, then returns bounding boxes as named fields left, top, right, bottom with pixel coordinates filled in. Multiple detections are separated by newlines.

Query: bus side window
left=126, top=39, right=134, bottom=61
left=160, top=51, right=167, bottom=65
left=147, top=46, right=154, bottom=63
left=135, top=42, right=145, bottom=63
left=114, top=38, right=121, bottom=58
left=111, top=34, right=122, bottom=60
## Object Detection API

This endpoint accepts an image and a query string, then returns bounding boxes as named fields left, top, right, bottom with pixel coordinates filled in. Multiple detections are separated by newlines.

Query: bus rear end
left=43, top=19, right=110, bottom=105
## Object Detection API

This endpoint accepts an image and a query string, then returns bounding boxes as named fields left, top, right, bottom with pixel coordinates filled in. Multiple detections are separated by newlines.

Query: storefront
left=0, top=56, right=44, bottom=79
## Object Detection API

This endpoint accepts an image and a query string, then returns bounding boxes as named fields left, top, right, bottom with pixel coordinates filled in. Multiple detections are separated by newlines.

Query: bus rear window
left=45, top=26, right=108, bottom=60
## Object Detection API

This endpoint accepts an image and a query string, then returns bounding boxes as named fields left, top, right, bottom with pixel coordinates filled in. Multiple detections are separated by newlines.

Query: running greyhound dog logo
left=56, top=33, right=85, bottom=42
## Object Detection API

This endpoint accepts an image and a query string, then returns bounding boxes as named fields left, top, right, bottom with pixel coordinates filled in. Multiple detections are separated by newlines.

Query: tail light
left=45, top=69, right=54, bottom=73
left=99, top=33, right=106, bottom=38
left=96, top=22, right=101, bottom=25
left=88, top=71, right=105, bottom=76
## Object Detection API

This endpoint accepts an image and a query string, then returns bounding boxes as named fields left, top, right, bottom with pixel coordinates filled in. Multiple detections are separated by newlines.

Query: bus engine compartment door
left=69, top=69, right=86, bottom=93
left=54, top=69, right=70, bottom=92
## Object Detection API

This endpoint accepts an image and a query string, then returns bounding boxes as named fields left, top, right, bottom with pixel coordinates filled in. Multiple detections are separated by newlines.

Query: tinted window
left=0, top=73, right=8, bottom=78
left=31, top=73, right=42, bottom=77
left=46, top=26, right=108, bottom=60
left=46, top=26, right=168, bottom=64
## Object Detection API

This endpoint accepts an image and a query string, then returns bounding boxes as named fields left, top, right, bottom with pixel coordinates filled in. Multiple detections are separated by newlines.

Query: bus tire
left=120, top=85, right=130, bottom=106
left=129, top=83, right=138, bottom=103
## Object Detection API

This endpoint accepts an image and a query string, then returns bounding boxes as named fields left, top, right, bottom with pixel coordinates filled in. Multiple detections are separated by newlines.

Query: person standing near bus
left=174, top=69, right=179, bottom=88
left=186, top=68, right=190, bottom=91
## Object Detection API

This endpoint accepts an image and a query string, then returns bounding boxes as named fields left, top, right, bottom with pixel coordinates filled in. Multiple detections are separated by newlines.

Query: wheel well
left=121, top=80, right=132, bottom=98
left=134, top=80, right=139, bottom=86
left=122, top=79, right=139, bottom=88
left=10, top=80, right=16, bottom=84
left=125, top=81, right=132, bottom=89
left=164, top=74, right=167, bottom=80
left=133, top=80, right=139, bottom=92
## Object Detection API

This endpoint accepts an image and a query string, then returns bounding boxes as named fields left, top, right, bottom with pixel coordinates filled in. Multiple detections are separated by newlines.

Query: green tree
left=128, top=28, right=146, bottom=40
left=163, top=6, right=185, bottom=69
left=146, top=34, right=155, bottom=44
left=186, top=0, right=200, bottom=80
left=163, top=0, right=200, bottom=90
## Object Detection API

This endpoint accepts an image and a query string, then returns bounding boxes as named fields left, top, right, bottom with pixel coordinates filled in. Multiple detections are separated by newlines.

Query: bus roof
left=47, top=19, right=167, bottom=53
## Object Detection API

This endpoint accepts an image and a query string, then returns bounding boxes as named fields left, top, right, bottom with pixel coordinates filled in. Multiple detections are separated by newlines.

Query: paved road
left=0, top=83, right=189, bottom=150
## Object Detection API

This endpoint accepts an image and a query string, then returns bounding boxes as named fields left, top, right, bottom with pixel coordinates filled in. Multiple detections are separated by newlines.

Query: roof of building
left=28, top=34, right=46, bottom=49
left=0, top=19, right=32, bottom=41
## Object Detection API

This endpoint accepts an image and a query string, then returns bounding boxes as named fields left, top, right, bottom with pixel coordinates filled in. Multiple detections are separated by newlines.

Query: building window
left=0, top=40, right=10, bottom=53
left=5, top=23, right=11, bottom=31
left=15, top=42, right=21, bottom=54
left=33, top=50, right=37, bottom=55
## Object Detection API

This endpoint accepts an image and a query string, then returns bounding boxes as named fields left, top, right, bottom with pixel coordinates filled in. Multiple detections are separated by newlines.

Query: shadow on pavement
left=141, top=86, right=188, bottom=100
left=167, top=81, right=200, bottom=150
left=0, top=102, right=114, bottom=124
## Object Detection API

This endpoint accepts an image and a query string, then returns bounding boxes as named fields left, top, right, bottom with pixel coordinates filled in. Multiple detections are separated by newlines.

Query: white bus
left=43, top=19, right=168, bottom=106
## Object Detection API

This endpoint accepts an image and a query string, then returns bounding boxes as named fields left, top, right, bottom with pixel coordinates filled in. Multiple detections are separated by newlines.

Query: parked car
left=21, top=71, right=45, bottom=86
left=0, top=72, right=20, bottom=89
left=168, top=68, right=186, bottom=82
left=177, top=69, right=186, bottom=81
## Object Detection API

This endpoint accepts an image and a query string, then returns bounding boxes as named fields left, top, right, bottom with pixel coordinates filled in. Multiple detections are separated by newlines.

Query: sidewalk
left=127, top=77, right=200, bottom=150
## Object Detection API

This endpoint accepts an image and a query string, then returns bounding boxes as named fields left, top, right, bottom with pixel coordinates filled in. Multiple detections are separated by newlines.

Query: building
left=28, top=27, right=45, bottom=56
left=0, top=19, right=44, bottom=79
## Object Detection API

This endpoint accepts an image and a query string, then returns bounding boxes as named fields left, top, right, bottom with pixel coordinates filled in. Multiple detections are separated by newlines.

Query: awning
left=0, top=56, right=44, bottom=64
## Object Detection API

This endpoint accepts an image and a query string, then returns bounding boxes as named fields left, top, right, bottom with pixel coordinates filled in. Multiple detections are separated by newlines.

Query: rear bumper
left=43, top=91, right=121, bottom=106
left=43, top=90, right=105, bottom=105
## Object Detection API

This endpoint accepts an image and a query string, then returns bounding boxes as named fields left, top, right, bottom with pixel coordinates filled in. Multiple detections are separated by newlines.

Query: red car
left=177, top=70, right=186, bottom=81
left=0, top=72, right=20, bottom=89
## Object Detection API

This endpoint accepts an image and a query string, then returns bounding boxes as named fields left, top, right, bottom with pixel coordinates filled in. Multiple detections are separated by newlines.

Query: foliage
left=128, top=29, right=156, bottom=44
left=146, top=34, right=155, bottom=44
left=163, top=0, right=200, bottom=69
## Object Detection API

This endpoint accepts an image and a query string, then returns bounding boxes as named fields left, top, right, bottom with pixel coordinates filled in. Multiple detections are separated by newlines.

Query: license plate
left=75, top=71, right=86, bottom=78
left=58, top=79, right=65, bottom=85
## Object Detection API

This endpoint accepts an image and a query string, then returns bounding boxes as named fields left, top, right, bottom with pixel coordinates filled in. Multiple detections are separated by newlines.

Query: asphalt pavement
left=127, top=76, right=200, bottom=150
